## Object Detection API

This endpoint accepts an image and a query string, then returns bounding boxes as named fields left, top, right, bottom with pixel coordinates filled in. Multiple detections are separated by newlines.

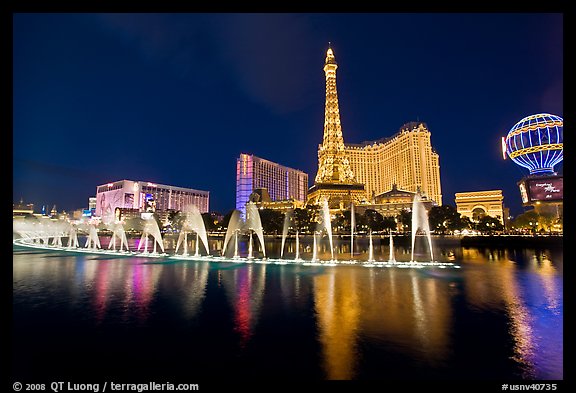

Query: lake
left=12, top=236, right=563, bottom=382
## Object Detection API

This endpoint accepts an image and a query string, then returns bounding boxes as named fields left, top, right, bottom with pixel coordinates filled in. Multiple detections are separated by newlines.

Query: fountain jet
left=245, top=203, right=266, bottom=258
left=321, top=199, right=334, bottom=260
left=280, top=210, right=292, bottom=259
left=368, top=230, right=375, bottom=262
left=410, top=192, right=434, bottom=262
left=85, top=224, right=101, bottom=250
left=222, top=210, right=242, bottom=257
left=388, top=231, right=396, bottom=263
left=138, top=217, right=164, bottom=254
left=175, top=205, right=209, bottom=256
left=350, top=202, right=355, bottom=260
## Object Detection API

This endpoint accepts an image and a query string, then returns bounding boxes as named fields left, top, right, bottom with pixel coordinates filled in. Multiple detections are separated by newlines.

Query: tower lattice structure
left=315, top=47, right=357, bottom=184
left=308, top=46, right=366, bottom=208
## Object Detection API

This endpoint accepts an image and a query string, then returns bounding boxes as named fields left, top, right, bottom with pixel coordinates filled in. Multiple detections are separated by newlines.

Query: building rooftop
left=375, top=184, right=417, bottom=199
left=346, top=122, right=436, bottom=151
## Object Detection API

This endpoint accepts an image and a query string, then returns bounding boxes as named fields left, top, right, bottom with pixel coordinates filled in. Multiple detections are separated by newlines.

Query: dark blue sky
left=13, top=13, right=563, bottom=216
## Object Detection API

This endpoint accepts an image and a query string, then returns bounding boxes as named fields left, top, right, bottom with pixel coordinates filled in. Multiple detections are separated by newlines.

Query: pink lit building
left=95, top=180, right=209, bottom=218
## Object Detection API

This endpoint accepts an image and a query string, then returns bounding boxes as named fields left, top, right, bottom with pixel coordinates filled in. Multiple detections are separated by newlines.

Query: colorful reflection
left=313, top=267, right=452, bottom=379
left=13, top=244, right=562, bottom=380
left=462, top=249, right=563, bottom=379
left=220, top=264, right=266, bottom=347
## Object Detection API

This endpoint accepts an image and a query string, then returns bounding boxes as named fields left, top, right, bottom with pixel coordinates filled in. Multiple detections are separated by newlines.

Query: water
left=321, top=199, right=334, bottom=260
left=176, top=205, right=209, bottom=256
left=222, top=210, right=242, bottom=257
left=12, top=237, right=562, bottom=381
left=351, top=202, right=355, bottom=259
left=246, top=203, right=265, bottom=258
left=411, top=192, right=434, bottom=262
left=389, top=232, right=396, bottom=262
left=280, top=210, right=291, bottom=259
left=138, top=218, right=164, bottom=254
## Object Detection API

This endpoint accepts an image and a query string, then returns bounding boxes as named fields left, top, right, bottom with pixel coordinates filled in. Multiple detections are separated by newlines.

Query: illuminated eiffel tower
left=307, top=45, right=366, bottom=209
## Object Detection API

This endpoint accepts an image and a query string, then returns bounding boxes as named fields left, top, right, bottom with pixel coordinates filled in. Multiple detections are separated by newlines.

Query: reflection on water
left=312, top=267, right=453, bottom=379
left=220, top=264, right=266, bottom=347
left=12, top=243, right=562, bottom=380
left=461, top=248, right=562, bottom=379
left=314, top=270, right=360, bottom=379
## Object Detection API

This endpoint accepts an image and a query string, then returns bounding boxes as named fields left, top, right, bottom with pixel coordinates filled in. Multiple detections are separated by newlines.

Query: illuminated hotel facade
left=95, top=180, right=209, bottom=218
left=346, top=122, right=442, bottom=205
left=309, top=46, right=442, bottom=207
left=236, top=153, right=308, bottom=217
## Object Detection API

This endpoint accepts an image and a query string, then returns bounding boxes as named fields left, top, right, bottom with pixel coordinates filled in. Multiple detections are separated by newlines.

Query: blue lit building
left=236, top=153, right=308, bottom=218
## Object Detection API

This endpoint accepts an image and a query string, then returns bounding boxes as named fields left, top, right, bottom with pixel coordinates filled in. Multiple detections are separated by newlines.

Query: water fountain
left=175, top=205, right=209, bottom=257
left=137, top=216, right=164, bottom=254
left=388, top=231, right=396, bottom=263
left=294, top=230, right=301, bottom=261
left=67, top=223, right=80, bottom=248
left=233, top=230, right=239, bottom=259
left=40, top=221, right=50, bottom=245
left=311, top=232, right=318, bottom=262
left=245, top=202, right=266, bottom=258
left=222, top=210, right=242, bottom=257
left=85, top=224, right=101, bottom=250
left=247, top=231, right=254, bottom=260
left=410, top=192, right=434, bottom=262
left=367, top=230, right=375, bottom=262
left=50, top=221, right=66, bottom=247
left=109, top=222, right=129, bottom=252
left=350, top=203, right=355, bottom=260
left=13, top=196, right=458, bottom=269
left=321, top=199, right=334, bottom=261
left=280, top=210, right=291, bottom=259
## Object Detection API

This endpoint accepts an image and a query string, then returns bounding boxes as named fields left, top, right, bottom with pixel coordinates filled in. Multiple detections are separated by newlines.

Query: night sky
left=13, top=13, right=563, bottom=217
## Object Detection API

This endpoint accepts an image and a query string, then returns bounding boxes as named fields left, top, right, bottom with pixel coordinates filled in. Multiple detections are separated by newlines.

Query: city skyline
left=13, top=13, right=563, bottom=216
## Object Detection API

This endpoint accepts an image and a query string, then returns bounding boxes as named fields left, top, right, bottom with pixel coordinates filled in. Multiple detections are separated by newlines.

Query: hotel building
left=346, top=122, right=442, bottom=205
left=95, top=180, right=209, bottom=218
left=309, top=46, right=442, bottom=207
left=236, top=153, right=308, bottom=217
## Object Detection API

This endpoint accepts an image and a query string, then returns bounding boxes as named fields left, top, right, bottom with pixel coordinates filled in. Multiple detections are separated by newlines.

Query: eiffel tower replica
left=307, top=45, right=366, bottom=209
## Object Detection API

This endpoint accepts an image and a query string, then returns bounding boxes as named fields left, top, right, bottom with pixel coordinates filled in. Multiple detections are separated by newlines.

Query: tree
left=201, top=212, right=218, bottom=232
left=363, top=209, right=385, bottom=231
left=340, top=209, right=364, bottom=233
left=258, top=209, right=284, bottom=234
left=537, top=210, right=557, bottom=233
left=293, top=206, right=318, bottom=233
left=382, top=216, right=397, bottom=233
left=428, top=205, right=462, bottom=234
left=475, top=215, right=504, bottom=234
left=333, top=212, right=347, bottom=233
left=513, top=210, right=540, bottom=233
left=397, top=209, right=412, bottom=233
left=459, top=216, right=473, bottom=231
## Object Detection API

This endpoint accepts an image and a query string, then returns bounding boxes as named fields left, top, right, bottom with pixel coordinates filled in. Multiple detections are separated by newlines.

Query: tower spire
left=307, top=45, right=366, bottom=208
left=315, top=45, right=356, bottom=184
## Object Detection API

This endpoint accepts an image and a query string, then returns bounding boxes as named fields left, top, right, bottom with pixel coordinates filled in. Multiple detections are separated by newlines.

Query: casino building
left=308, top=46, right=442, bottom=209
left=95, top=180, right=209, bottom=219
left=503, top=113, right=563, bottom=228
left=236, top=153, right=308, bottom=218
